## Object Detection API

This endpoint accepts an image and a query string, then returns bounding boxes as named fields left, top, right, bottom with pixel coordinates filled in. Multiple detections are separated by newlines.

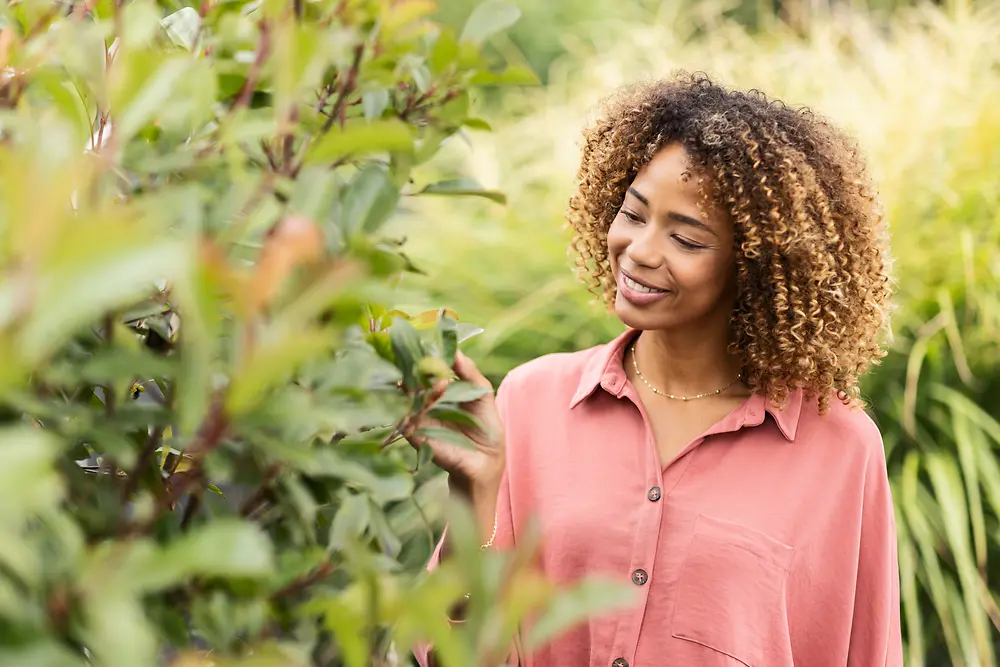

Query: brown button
left=647, top=486, right=662, bottom=502
left=631, top=569, right=648, bottom=586
left=612, top=660, right=629, bottom=667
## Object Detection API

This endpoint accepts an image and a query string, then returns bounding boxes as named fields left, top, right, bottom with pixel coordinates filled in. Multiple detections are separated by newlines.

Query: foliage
left=0, top=1, right=631, bottom=665
left=397, top=2, right=1000, bottom=664
left=430, top=0, right=991, bottom=85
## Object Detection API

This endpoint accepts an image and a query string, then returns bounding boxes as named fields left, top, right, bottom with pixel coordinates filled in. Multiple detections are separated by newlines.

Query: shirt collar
left=569, top=328, right=802, bottom=442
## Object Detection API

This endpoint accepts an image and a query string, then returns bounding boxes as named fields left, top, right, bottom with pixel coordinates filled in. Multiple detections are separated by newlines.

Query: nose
left=625, top=227, right=665, bottom=270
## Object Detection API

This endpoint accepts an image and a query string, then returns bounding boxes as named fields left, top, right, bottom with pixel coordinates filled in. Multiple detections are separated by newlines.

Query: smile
left=623, top=275, right=667, bottom=294
left=618, top=270, right=671, bottom=306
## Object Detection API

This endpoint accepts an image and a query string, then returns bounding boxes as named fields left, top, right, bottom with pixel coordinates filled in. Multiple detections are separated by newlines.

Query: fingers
left=454, top=351, right=493, bottom=390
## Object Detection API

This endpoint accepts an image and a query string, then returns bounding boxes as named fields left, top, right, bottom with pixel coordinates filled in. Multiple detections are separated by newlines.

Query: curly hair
left=567, top=72, right=892, bottom=413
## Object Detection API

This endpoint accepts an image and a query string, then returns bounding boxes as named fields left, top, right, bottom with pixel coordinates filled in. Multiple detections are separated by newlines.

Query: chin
left=613, top=294, right=680, bottom=331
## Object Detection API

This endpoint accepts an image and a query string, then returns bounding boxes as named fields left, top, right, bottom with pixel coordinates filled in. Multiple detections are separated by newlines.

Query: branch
left=120, top=425, right=165, bottom=504
left=321, top=43, right=364, bottom=134
left=119, top=399, right=228, bottom=537
left=102, top=313, right=116, bottom=419
left=270, top=561, right=335, bottom=601
left=239, top=464, right=281, bottom=517
left=230, top=21, right=270, bottom=111
left=179, top=493, right=201, bottom=531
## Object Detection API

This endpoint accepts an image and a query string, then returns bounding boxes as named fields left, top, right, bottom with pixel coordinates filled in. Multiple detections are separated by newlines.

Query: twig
left=321, top=43, right=364, bottom=133
left=230, top=21, right=270, bottom=111
left=270, top=561, right=335, bottom=601
left=179, top=493, right=201, bottom=531
left=103, top=313, right=116, bottom=419
left=120, top=425, right=165, bottom=504
left=119, top=400, right=228, bottom=537
left=239, top=464, right=282, bottom=517
left=261, top=140, right=279, bottom=170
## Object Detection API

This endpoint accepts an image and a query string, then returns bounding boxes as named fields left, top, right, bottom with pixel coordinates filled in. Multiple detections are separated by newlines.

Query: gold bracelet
left=480, top=511, right=498, bottom=550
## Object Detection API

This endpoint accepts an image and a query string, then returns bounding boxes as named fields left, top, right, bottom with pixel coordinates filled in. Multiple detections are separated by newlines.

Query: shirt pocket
left=670, top=513, right=794, bottom=667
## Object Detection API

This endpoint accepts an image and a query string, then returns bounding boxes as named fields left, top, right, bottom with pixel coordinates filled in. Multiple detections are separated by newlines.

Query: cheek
left=606, top=219, right=628, bottom=256
left=674, top=253, right=734, bottom=292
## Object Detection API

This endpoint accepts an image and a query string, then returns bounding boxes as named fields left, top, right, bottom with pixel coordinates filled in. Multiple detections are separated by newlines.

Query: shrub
left=0, top=1, right=627, bottom=665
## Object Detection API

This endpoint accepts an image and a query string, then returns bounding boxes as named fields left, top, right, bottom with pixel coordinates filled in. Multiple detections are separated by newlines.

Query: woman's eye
left=622, top=210, right=643, bottom=223
left=674, top=236, right=705, bottom=250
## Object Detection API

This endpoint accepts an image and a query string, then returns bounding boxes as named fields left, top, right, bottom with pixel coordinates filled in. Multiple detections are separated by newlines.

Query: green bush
left=0, top=1, right=629, bottom=665
left=398, top=3, right=1000, bottom=664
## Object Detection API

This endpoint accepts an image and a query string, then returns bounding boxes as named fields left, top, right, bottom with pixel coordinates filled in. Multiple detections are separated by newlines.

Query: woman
left=414, top=72, right=902, bottom=667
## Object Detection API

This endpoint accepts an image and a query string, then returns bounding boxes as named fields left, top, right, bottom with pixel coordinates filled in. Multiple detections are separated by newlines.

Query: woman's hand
left=410, top=351, right=506, bottom=497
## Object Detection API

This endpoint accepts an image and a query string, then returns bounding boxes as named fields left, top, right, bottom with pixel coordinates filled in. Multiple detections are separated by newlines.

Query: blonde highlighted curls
left=568, top=72, right=892, bottom=413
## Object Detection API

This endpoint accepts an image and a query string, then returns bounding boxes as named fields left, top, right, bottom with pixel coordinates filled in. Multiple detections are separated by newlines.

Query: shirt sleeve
left=847, top=433, right=904, bottom=667
left=412, top=377, right=519, bottom=667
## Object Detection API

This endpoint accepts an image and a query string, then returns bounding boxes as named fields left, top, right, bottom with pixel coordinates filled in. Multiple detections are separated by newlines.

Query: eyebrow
left=627, top=187, right=717, bottom=236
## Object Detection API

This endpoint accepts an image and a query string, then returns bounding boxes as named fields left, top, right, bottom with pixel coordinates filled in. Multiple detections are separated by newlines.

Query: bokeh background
left=391, top=0, right=1000, bottom=664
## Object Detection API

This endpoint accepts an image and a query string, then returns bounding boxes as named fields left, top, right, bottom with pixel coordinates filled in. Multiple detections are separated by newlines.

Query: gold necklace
left=629, top=343, right=741, bottom=401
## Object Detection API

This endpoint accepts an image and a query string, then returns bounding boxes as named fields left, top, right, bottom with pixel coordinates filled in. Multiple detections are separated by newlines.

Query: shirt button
left=631, top=569, right=648, bottom=586
left=647, top=486, right=661, bottom=502
left=612, top=659, right=629, bottom=667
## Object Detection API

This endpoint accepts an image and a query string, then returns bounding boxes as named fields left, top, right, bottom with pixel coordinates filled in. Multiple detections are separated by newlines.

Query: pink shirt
left=417, top=329, right=903, bottom=667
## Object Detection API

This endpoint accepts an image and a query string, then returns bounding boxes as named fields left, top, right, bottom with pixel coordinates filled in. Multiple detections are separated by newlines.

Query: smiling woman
left=413, top=71, right=901, bottom=667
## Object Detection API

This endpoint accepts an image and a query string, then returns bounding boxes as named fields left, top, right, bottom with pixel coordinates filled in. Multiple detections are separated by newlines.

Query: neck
left=631, top=325, right=744, bottom=397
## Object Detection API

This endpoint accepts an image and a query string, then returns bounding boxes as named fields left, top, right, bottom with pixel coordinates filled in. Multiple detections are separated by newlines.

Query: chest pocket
left=671, top=513, right=795, bottom=667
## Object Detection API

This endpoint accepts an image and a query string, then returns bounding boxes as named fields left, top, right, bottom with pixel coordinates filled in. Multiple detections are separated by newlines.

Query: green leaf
left=428, top=406, right=481, bottom=431
left=418, top=178, right=506, bottom=205
left=439, top=313, right=458, bottom=366
left=413, top=426, right=474, bottom=450
left=460, top=0, right=521, bottom=45
left=389, top=317, right=424, bottom=391
left=362, top=88, right=390, bottom=121
left=161, top=6, right=201, bottom=51
left=0, top=428, right=63, bottom=526
left=523, top=578, right=635, bottom=649
left=306, top=119, right=414, bottom=164
left=457, top=322, right=486, bottom=343
left=368, top=502, right=402, bottom=557
left=329, top=493, right=372, bottom=552
left=430, top=27, right=459, bottom=74
left=0, top=644, right=88, bottom=667
left=124, top=519, right=274, bottom=592
left=21, top=226, right=188, bottom=367
left=440, top=381, right=491, bottom=404
left=469, top=64, right=541, bottom=86
left=462, top=117, right=493, bottom=131
left=341, top=165, right=401, bottom=235
left=289, top=167, right=340, bottom=222
left=227, top=329, right=335, bottom=415
left=113, top=55, right=192, bottom=143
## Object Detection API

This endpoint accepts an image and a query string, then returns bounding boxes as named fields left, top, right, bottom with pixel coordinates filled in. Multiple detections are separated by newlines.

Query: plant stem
left=231, top=21, right=270, bottom=110
left=120, top=425, right=165, bottom=504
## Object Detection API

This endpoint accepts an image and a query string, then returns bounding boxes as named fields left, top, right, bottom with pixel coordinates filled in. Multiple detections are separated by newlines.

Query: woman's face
left=607, top=143, right=737, bottom=334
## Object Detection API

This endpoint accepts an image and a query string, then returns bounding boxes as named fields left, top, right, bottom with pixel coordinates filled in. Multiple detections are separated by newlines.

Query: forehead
left=631, top=143, right=702, bottom=201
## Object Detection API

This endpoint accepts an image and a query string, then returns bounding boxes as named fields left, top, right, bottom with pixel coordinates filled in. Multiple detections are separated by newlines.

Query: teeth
left=624, top=276, right=666, bottom=294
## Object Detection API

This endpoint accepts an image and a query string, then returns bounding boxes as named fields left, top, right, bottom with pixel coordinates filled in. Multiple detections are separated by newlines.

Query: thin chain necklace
left=629, top=342, right=741, bottom=402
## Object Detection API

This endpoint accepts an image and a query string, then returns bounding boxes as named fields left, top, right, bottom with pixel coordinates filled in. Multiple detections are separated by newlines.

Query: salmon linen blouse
left=415, top=329, right=903, bottom=667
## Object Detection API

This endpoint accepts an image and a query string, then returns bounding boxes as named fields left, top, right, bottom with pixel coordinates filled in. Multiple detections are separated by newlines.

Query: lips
left=618, top=269, right=671, bottom=306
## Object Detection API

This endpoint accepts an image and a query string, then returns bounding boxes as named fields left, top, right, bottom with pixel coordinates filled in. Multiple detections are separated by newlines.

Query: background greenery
left=1, top=0, right=998, bottom=665
left=395, top=0, right=1000, bottom=664
left=0, top=1, right=631, bottom=666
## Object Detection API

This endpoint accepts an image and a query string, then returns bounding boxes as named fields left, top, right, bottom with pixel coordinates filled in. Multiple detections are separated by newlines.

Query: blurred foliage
left=397, top=1, right=1000, bottom=664
left=0, top=0, right=631, bottom=665
left=432, top=0, right=987, bottom=84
